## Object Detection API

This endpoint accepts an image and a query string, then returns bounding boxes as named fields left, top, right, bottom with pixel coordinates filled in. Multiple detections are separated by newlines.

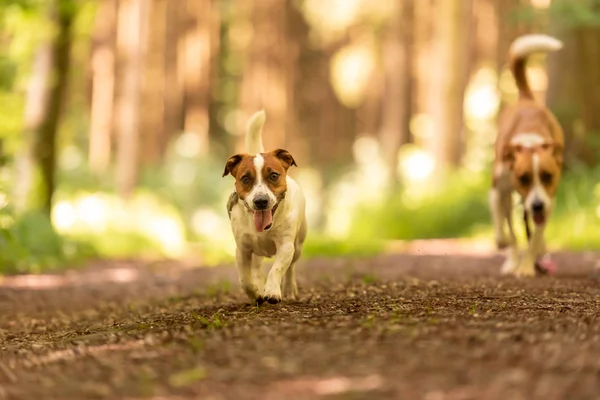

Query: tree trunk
left=378, top=0, right=415, bottom=187
left=114, top=0, right=149, bottom=198
left=546, top=25, right=600, bottom=167
left=163, top=0, right=184, bottom=148
left=140, top=0, right=167, bottom=165
left=179, top=0, right=214, bottom=156
left=15, top=0, right=76, bottom=216
left=238, top=0, right=294, bottom=154
left=428, top=0, right=473, bottom=171
left=89, top=0, right=117, bottom=173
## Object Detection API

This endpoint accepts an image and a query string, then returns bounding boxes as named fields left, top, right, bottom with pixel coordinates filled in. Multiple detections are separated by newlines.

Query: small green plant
left=168, top=366, right=206, bottom=388
left=191, top=312, right=226, bottom=330
left=187, top=336, right=204, bottom=352
left=361, top=273, right=378, bottom=285
left=360, top=314, right=376, bottom=328
left=469, top=302, right=479, bottom=316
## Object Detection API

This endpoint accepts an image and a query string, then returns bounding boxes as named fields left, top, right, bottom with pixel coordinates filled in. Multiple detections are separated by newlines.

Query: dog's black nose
left=253, top=196, right=269, bottom=210
left=532, top=200, right=544, bottom=213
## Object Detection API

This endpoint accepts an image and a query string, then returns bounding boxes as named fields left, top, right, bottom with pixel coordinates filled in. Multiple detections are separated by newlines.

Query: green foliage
left=545, top=165, right=600, bottom=250
left=550, top=0, right=600, bottom=28
left=346, top=166, right=600, bottom=251
left=513, top=0, right=600, bottom=29
left=351, top=171, right=490, bottom=241
left=0, top=208, right=95, bottom=274
left=302, top=233, right=383, bottom=258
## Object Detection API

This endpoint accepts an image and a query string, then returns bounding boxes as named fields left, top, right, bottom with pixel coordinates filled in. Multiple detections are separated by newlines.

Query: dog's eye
left=269, top=172, right=280, bottom=182
left=518, top=173, right=532, bottom=186
left=540, top=171, right=553, bottom=185
left=240, top=176, right=252, bottom=185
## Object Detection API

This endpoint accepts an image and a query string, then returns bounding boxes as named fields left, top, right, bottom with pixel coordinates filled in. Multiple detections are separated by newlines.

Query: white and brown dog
left=490, top=34, right=564, bottom=277
left=223, top=110, right=307, bottom=304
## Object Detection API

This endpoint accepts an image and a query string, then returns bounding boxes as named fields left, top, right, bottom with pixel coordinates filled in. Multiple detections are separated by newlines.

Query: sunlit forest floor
left=1, top=246, right=600, bottom=399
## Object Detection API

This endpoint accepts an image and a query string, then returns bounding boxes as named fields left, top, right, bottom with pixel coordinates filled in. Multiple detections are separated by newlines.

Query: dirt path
left=1, top=251, right=600, bottom=400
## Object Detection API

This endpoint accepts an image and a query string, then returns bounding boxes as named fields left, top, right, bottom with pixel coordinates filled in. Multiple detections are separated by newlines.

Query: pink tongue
left=253, top=210, right=273, bottom=232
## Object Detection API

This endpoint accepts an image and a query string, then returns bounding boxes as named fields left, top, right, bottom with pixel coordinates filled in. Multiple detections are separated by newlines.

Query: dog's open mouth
left=532, top=212, right=546, bottom=225
left=253, top=209, right=273, bottom=232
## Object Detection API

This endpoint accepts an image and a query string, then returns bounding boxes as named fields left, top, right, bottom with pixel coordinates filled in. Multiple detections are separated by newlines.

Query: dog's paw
left=257, top=295, right=281, bottom=305
left=283, top=280, right=298, bottom=300
left=500, top=256, right=519, bottom=275
left=535, top=257, right=557, bottom=276
left=512, top=257, right=536, bottom=278
left=259, top=283, right=282, bottom=305
left=241, top=282, right=260, bottom=302
left=495, top=235, right=513, bottom=250
left=256, top=294, right=282, bottom=305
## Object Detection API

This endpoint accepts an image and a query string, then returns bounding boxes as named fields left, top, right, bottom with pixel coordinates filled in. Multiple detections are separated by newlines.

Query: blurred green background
left=0, top=0, right=599, bottom=274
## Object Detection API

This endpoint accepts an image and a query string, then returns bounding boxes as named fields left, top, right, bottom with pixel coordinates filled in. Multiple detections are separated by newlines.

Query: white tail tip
left=245, top=110, right=266, bottom=154
left=246, top=109, right=266, bottom=134
left=510, top=34, right=563, bottom=59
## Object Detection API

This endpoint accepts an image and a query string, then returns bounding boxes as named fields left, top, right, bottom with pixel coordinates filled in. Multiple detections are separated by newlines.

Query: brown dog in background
left=490, top=34, right=564, bottom=277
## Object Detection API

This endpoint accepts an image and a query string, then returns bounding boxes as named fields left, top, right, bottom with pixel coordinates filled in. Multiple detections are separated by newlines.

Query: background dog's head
left=508, top=140, right=563, bottom=226
left=222, top=149, right=297, bottom=232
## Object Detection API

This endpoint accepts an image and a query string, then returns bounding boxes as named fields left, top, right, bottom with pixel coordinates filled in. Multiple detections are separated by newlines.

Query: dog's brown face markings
left=222, top=149, right=297, bottom=201
left=510, top=143, right=562, bottom=199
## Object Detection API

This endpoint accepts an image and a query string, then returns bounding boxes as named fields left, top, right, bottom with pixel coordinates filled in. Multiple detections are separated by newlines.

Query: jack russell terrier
left=223, top=110, right=307, bottom=304
left=490, top=34, right=564, bottom=277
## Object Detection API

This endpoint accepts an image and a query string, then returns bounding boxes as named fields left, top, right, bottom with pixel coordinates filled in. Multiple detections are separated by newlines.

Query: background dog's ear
left=222, top=154, right=244, bottom=177
left=502, top=146, right=516, bottom=164
left=552, top=143, right=564, bottom=168
left=271, top=149, right=297, bottom=170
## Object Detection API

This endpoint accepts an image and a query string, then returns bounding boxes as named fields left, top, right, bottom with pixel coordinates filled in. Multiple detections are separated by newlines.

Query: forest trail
left=1, top=248, right=599, bottom=399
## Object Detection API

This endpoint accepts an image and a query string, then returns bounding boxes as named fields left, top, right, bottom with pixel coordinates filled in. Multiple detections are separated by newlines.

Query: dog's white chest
left=230, top=205, right=279, bottom=257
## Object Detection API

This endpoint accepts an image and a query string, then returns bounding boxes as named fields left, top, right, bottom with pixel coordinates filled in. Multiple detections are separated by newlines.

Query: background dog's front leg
left=515, top=224, right=546, bottom=277
left=490, top=188, right=514, bottom=249
left=260, top=242, right=295, bottom=304
left=236, top=248, right=259, bottom=301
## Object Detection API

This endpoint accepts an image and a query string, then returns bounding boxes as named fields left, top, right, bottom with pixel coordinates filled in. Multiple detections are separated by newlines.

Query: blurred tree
left=237, top=0, right=293, bottom=154
left=179, top=0, right=215, bottom=156
left=114, top=0, right=148, bottom=198
left=14, top=0, right=78, bottom=216
left=378, top=0, right=415, bottom=187
left=140, top=0, right=167, bottom=165
left=288, top=1, right=356, bottom=170
left=546, top=0, right=600, bottom=166
left=89, top=0, right=117, bottom=173
left=163, top=0, right=183, bottom=148
left=428, top=0, right=473, bottom=171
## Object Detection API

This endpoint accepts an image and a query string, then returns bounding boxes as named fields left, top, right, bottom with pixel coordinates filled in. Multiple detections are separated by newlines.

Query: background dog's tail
left=245, top=110, right=266, bottom=154
left=509, top=34, right=563, bottom=101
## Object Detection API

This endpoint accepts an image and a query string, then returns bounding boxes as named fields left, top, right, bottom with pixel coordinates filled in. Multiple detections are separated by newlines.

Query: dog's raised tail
left=509, top=34, right=562, bottom=100
left=245, top=110, right=266, bottom=154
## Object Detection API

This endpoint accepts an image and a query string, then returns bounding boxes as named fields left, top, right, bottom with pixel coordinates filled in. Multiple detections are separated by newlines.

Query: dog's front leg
left=236, top=248, right=259, bottom=301
left=515, top=224, right=546, bottom=277
left=260, top=241, right=295, bottom=304
left=490, top=187, right=514, bottom=249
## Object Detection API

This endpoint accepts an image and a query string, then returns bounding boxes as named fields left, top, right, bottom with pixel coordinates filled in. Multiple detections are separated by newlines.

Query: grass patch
left=348, top=166, right=600, bottom=250
left=303, top=233, right=384, bottom=258
left=351, top=170, right=490, bottom=240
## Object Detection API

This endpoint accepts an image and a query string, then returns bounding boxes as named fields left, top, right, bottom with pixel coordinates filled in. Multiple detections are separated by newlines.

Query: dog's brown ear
left=223, top=154, right=245, bottom=177
left=502, top=146, right=516, bottom=164
left=271, top=149, right=297, bottom=170
left=552, top=143, right=564, bottom=168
